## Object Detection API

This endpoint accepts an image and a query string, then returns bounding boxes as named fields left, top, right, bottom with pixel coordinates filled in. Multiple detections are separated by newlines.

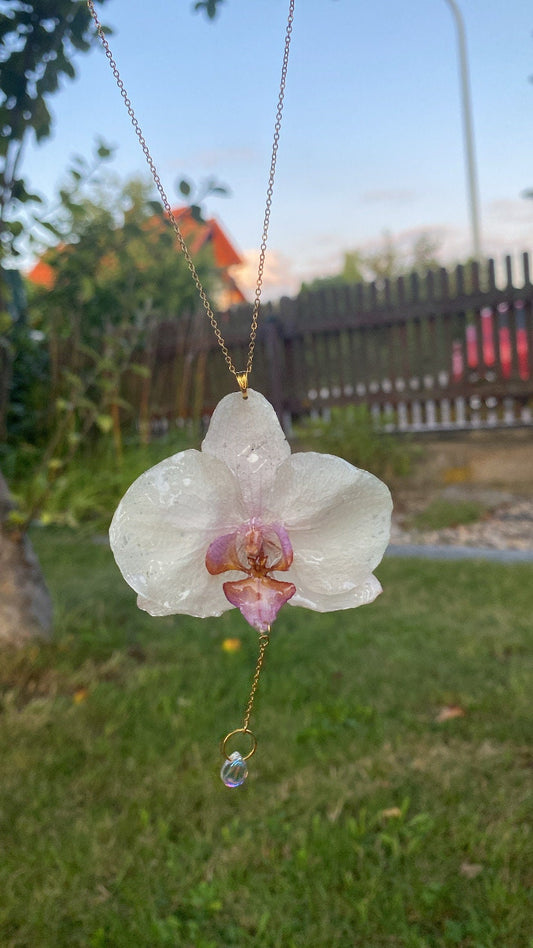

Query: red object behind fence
left=456, top=307, right=529, bottom=381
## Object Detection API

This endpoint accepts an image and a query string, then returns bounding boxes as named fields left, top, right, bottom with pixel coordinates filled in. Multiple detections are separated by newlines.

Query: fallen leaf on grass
left=222, top=638, right=242, bottom=653
left=460, top=862, right=483, bottom=879
left=379, top=807, right=402, bottom=820
left=94, top=884, right=112, bottom=903
left=327, top=799, right=345, bottom=823
left=435, top=705, right=466, bottom=723
left=73, top=687, right=89, bottom=704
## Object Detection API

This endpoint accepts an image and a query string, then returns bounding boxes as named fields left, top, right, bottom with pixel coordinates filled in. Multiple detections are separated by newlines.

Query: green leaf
left=96, top=414, right=114, bottom=434
left=62, top=60, right=76, bottom=81
left=77, top=342, right=101, bottom=362
left=63, top=371, right=84, bottom=391
left=36, top=71, right=60, bottom=97
left=0, top=311, right=13, bottom=333
left=32, top=98, right=52, bottom=142
left=11, top=179, right=41, bottom=205
left=179, top=179, right=192, bottom=197
left=76, top=397, right=98, bottom=411
left=80, top=276, right=96, bottom=303
left=1, top=65, right=26, bottom=99
left=8, top=221, right=23, bottom=237
left=6, top=510, right=27, bottom=530
left=40, top=220, right=63, bottom=238
left=109, top=397, right=132, bottom=412
left=190, top=204, right=203, bottom=223
left=55, top=398, right=73, bottom=412
left=194, top=0, right=225, bottom=19
left=129, top=364, right=151, bottom=379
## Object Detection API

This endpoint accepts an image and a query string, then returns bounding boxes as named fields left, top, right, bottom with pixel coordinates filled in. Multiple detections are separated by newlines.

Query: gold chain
left=220, top=630, right=270, bottom=763
left=242, top=632, right=270, bottom=732
left=87, top=0, right=294, bottom=389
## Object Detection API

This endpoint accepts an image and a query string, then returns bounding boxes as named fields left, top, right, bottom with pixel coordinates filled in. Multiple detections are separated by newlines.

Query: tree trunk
left=0, top=336, right=11, bottom=441
left=0, top=472, right=53, bottom=645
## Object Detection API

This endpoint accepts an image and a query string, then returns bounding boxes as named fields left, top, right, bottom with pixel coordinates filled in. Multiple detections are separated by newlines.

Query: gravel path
left=386, top=543, right=533, bottom=563
left=388, top=495, right=533, bottom=561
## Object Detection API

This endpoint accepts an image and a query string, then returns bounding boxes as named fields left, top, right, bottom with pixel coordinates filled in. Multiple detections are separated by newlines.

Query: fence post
left=148, top=257, right=533, bottom=431
left=0, top=338, right=11, bottom=442
left=263, top=315, right=285, bottom=419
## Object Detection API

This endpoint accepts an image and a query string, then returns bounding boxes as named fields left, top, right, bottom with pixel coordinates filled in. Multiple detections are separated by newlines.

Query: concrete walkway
left=386, top=543, right=533, bottom=564
left=389, top=492, right=533, bottom=563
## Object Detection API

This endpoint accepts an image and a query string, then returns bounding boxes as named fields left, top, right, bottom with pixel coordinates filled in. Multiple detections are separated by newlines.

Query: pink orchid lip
left=205, top=520, right=296, bottom=631
left=223, top=576, right=296, bottom=633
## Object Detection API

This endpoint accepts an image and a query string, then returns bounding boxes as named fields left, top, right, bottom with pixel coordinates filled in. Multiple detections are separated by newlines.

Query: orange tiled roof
left=28, top=207, right=246, bottom=304
left=170, top=207, right=243, bottom=269
left=27, top=258, right=55, bottom=289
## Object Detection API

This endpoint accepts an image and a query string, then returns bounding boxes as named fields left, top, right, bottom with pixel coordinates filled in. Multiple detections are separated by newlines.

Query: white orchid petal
left=201, top=389, right=290, bottom=515
left=270, top=452, right=392, bottom=597
left=109, top=449, right=245, bottom=617
left=289, top=573, right=383, bottom=613
left=136, top=588, right=229, bottom=618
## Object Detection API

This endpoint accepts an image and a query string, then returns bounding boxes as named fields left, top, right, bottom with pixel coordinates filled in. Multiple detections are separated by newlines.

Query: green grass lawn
left=1, top=530, right=532, bottom=948
left=407, top=499, right=490, bottom=533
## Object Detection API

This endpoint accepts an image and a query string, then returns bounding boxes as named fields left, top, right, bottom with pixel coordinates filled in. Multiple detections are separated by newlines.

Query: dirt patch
left=390, top=429, right=533, bottom=549
left=403, top=428, right=533, bottom=494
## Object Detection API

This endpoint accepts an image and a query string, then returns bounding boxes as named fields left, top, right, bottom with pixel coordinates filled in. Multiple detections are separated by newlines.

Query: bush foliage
left=8, top=427, right=198, bottom=531
left=294, top=404, right=417, bottom=481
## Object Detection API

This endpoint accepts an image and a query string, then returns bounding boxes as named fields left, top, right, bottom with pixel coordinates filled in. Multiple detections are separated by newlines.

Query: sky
left=21, top=0, right=533, bottom=299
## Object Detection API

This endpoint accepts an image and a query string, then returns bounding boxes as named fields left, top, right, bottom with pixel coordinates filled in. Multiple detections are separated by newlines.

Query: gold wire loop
left=221, top=631, right=270, bottom=761
left=221, top=727, right=258, bottom=762
left=236, top=372, right=249, bottom=398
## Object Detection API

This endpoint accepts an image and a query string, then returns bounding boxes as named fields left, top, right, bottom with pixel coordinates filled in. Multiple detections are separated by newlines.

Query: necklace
left=88, top=1, right=393, bottom=788
left=87, top=0, right=294, bottom=398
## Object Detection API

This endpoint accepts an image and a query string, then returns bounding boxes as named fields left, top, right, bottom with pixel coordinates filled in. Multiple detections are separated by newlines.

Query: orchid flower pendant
left=109, top=389, right=392, bottom=784
left=110, top=389, right=392, bottom=628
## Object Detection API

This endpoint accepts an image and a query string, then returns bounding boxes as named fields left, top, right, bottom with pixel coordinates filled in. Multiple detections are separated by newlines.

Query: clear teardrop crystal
left=220, top=751, right=248, bottom=788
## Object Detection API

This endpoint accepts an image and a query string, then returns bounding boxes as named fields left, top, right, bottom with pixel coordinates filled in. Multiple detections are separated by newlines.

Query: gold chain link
left=87, top=0, right=294, bottom=388
left=242, top=632, right=270, bottom=733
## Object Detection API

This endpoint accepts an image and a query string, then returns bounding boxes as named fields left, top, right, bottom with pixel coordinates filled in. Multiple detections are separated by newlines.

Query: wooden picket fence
left=127, top=253, right=533, bottom=433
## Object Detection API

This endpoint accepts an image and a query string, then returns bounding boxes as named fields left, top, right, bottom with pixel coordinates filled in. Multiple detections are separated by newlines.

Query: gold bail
left=236, top=372, right=249, bottom=399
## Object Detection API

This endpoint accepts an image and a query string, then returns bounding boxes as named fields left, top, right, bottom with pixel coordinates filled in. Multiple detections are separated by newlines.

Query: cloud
left=233, top=249, right=297, bottom=301
left=235, top=205, right=533, bottom=304
left=486, top=197, right=533, bottom=224
left=360, top=188, right=418, bottom=205
left=356, top=225, right=449, bottom=254
left=166, top=146, right=260, bottom=173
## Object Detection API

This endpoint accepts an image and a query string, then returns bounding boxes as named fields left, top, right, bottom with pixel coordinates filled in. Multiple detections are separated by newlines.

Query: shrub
left=293, top=404, right=416, bottom=481
left=8, top=426, right=198, bottom=531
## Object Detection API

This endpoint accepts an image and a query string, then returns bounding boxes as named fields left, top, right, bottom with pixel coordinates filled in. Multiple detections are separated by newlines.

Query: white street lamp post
left=444, top=0, right=482, bottom=260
